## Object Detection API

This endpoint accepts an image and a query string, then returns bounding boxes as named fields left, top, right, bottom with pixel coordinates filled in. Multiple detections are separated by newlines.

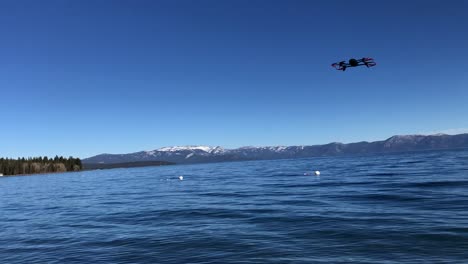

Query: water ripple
left=1, top=149, right=468, bottom=263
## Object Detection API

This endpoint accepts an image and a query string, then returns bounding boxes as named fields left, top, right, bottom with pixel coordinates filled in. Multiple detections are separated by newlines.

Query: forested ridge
left=0, top=156, right=82, bottom=176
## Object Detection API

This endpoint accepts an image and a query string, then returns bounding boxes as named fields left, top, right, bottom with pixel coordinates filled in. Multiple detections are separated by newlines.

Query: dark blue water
left=1, top=149, right=468, bottom=263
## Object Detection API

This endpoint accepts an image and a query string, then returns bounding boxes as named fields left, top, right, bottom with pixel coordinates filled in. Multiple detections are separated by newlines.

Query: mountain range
left=83, top=133, right=468, bottom=165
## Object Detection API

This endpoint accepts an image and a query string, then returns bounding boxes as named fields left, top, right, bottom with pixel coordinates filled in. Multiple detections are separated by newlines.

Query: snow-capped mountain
left=155, top=146, right=224, bottom=153
left=83, top=133, right=468, bottom=165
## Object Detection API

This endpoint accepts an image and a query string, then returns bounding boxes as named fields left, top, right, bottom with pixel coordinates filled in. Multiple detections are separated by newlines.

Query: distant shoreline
left=0, top=170, right=82, bottom=178
left=83, top=160, right=175, bottom=171
left=0, top=161, right=175, bottom=178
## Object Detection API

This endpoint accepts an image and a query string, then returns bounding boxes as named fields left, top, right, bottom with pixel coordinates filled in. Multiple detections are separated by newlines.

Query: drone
left=332, top=58, right=376, bottom=71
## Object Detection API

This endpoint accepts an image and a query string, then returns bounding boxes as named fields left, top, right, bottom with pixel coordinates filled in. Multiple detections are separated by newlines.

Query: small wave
left=405, top=180, right=468, bottom=188
left=367, top=172, right=400, bottom=177
left=342, top=193, right=429, bottom=203
left=198, top=192, right=257, bottom=198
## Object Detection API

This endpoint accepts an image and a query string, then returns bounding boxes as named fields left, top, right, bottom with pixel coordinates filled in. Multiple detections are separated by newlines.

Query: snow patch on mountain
left=237, top=146, right=289, bottom=151
left=210, top=146, right=226, bottom=154
left=158, top=146, right=215, bottom=152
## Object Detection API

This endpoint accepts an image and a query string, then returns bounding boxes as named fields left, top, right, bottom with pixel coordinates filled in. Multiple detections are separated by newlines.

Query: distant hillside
left=83, top=133, right=468, bottom=165
left=83, top=161, right=175, bottom=170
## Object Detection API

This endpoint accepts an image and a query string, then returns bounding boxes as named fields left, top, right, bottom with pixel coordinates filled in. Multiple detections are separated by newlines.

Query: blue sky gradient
left=1, top=0, right=467, bottom=158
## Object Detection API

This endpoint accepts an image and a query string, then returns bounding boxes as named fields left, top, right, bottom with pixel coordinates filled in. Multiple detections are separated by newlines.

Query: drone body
left=332, top=58, right=376, bottom=71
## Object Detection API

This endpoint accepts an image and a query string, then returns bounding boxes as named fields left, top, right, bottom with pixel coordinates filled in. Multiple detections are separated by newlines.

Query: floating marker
left=179, top=176, right=184, bottom=181
left=314, top=171, right=320, bottom=176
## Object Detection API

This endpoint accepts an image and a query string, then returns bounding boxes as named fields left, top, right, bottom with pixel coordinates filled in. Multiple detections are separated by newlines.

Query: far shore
left=0, top=170, right=82, bottom=178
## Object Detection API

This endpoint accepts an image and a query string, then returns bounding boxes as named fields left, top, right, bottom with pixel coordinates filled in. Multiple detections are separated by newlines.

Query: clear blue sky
left=1, top=0, right=467, bottom=158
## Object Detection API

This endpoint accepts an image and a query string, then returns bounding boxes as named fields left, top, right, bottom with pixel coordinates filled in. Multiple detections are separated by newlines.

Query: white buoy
left=314, top=171, right=320, bottom=176
left=178, top=176, right=184, bottom=181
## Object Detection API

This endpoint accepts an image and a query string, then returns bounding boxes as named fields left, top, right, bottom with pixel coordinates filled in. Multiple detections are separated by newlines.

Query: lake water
left=1, top=149, right=468, bottom=263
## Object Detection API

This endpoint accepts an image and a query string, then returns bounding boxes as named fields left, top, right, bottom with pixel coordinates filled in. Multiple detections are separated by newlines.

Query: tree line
left=0, top=156, right=82, bottom=176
